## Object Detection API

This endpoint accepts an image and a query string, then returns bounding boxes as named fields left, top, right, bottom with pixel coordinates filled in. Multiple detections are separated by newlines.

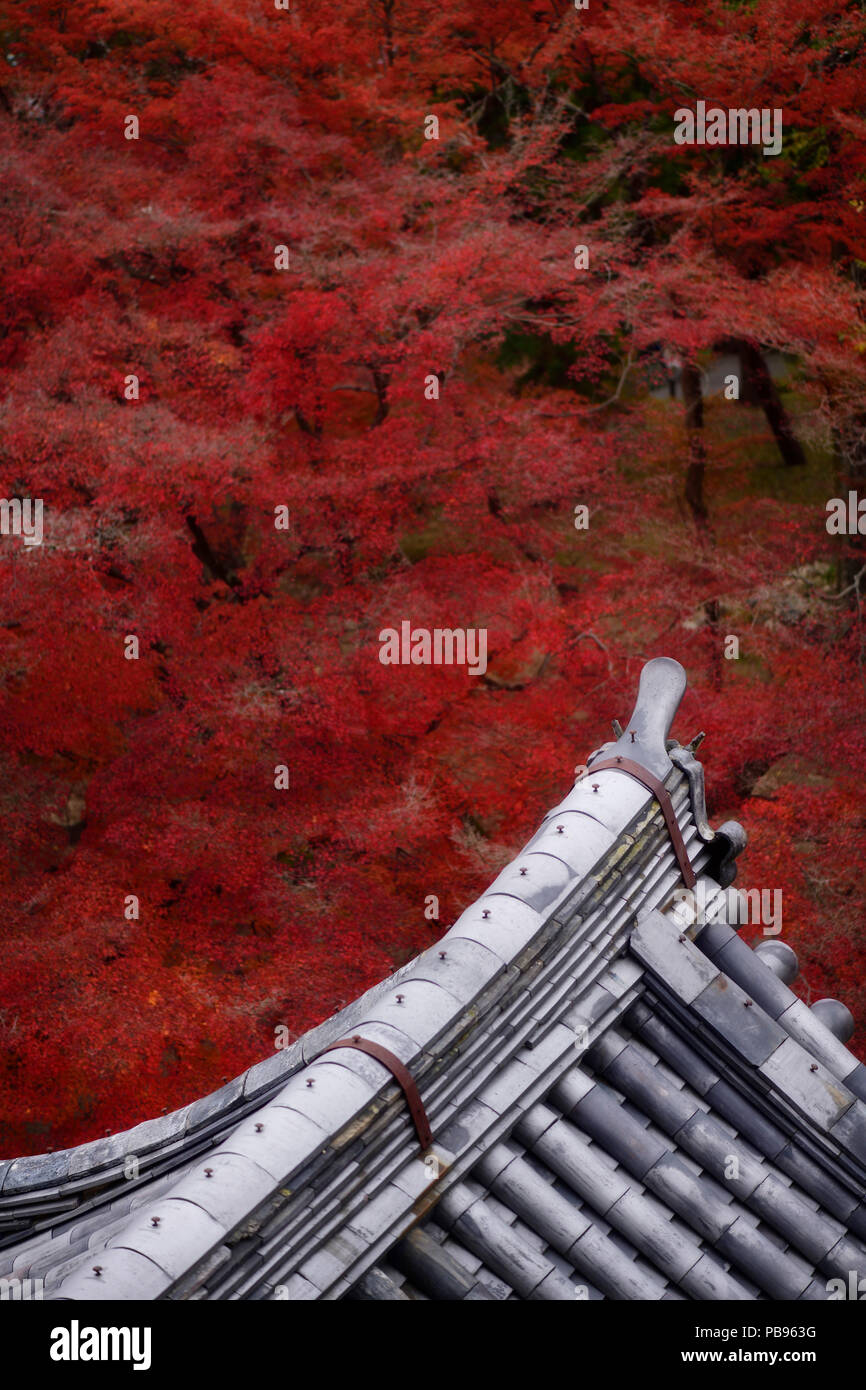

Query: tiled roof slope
left=2, top=657, right=863, bottom=1301
left=354, top=907, right=866, bottom=1301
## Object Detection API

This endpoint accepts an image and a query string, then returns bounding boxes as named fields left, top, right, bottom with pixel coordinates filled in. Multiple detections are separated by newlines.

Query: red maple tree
left=1, top=0, right=864, bottom=1154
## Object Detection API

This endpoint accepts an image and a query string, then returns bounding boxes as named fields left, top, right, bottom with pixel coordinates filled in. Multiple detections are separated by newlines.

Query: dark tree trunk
left=381, top=0, right=395, bottom=66
left=371, top=368, right=390, bottom=425
left=185, top=514, right=240, bottom=588
left=682, top=361, right=709, bottom=527
left=832, top=408, right=866, bottom=589
left=735, top=339, right=807, bottom=467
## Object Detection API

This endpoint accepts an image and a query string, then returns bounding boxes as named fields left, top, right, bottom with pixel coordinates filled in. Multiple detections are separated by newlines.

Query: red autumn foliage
left=1, top=0, right=865, bottom=1155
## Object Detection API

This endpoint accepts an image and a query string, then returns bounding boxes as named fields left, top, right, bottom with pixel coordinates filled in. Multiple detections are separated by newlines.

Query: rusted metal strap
left=581, top=756, right=696, bottom=890
left=319, top=1036, right=432, bottom=1152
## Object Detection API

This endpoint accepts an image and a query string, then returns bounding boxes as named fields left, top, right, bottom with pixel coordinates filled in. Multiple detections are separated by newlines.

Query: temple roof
left=2, top=658, right=863, bottom=1301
